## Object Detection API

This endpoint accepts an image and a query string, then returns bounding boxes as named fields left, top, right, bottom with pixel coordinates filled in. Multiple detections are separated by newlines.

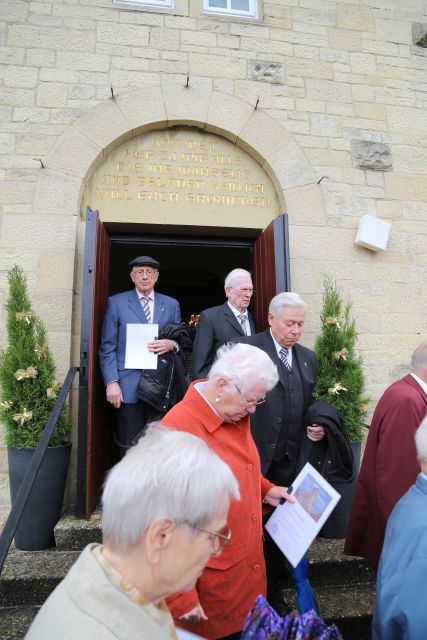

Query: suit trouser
left=264, top=458, right=296, bottom=610
left=116, top=402, right=162, bottom=457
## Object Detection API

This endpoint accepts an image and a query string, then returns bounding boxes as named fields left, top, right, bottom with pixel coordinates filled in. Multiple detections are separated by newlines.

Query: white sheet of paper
left=124, top=323, right=158, bottom=370
left=176, top=629, right=207, bottom=640
left=265, top=462, right=341, bottom=568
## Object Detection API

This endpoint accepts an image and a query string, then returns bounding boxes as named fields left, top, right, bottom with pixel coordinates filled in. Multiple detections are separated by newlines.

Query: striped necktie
left=141, top=296, right=151, bottom=323
left=279, top=347, right=291, bottom=371
left=237, top=314, right=247, bottom=335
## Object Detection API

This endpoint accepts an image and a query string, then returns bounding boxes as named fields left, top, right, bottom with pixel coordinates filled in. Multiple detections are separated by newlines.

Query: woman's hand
left=177, top=603, right=208, bottom=625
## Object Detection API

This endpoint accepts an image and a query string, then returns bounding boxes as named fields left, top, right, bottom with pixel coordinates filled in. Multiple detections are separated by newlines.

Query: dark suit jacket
left=99, top=288, right=181, bottom=404
left=192, top=302, right=256, bottom=380
left=239, top=329, right=318, bottom=477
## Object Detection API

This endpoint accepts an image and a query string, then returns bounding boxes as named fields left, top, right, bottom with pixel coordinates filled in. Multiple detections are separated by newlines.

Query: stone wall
left=1, top=0, right=427, bottom=509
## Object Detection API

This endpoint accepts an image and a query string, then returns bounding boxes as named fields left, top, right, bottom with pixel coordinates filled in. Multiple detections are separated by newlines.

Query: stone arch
left=34, top=78, right=325, bottom=222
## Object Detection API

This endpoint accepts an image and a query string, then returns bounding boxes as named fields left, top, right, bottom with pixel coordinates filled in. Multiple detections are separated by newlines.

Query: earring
left=215, top=395, right=220, bottom=402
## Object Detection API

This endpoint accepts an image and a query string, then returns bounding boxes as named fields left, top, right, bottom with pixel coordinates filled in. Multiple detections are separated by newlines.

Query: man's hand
left=147, top=339, right=177, bottom=355
left=176, top=604, right=208, bottom=625
left=106, top=381, right=123, bottom=409
left=264, top=485, right=296, bottom=507
left=306, top=423, right=326, bottom=442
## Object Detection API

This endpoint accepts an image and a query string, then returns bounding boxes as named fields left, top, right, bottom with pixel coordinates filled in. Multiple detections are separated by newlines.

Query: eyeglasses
left=132, top=268, right=157, bottom=277
left=232, top=382, right=266, bottom=407
left=233, top=288, right=254, bottom=295
left=191, top=523, right=231, bottom=556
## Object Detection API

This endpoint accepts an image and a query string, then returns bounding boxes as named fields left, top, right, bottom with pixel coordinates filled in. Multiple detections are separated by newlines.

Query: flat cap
left=128, top=256, right=160, bottom=270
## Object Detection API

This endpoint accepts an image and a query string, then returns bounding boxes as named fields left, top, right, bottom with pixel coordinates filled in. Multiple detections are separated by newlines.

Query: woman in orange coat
left=162, top=343, right=294, bottom=640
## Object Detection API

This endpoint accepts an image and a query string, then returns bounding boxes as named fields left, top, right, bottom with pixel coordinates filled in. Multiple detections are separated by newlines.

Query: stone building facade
left=1, top=0, right=427, bottom=510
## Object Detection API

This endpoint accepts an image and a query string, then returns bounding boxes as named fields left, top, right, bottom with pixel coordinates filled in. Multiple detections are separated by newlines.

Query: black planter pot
left=8, top=443, right=72, bottom=551
left=319, top=441, right=362, bottom=539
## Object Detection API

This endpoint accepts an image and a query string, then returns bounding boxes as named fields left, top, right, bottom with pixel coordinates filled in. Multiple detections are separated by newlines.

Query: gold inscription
left=92, top=132, right=273, bottom=210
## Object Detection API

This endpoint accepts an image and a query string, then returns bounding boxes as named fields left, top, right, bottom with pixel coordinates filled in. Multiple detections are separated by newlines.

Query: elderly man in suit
left=240, top=291, right=324, bottom=614
left=192, top=268, right=256, bottom=380
left=99, top=256, right=181, bottom=455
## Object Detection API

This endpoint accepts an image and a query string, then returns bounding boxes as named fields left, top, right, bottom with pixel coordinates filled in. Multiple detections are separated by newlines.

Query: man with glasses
left=99, top=256, right=181, bottom=455
left=192, top=268, right=256, bottom=380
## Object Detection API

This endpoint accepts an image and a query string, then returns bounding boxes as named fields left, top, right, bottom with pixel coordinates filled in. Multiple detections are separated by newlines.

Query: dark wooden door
left=252, top=214, right=291, bottom=331
left=76, top=208, right=110, bottom=518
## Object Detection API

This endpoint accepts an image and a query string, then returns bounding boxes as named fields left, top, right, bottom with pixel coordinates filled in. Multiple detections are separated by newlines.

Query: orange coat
left=163, top=381, right=274, bottom=639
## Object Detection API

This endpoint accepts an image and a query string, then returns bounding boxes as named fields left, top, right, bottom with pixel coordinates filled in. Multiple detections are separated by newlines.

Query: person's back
left=372, top=414, right=427, bottom=640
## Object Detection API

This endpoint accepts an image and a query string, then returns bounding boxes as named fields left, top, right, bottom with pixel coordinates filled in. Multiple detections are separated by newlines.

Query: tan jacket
left=25, top=543, right=176, bottom=640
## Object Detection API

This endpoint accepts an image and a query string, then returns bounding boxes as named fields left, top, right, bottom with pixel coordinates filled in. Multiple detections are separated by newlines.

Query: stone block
left=15, top=133, right=55, bottom=155
left=7, top=24, right=94, bottom=51
left=412, top=22, right=427, bottom=47
left=248, top=60, right=284, bottom=85
left=205, top=91, right=253, bottom=142
left=336, top=4, right=374, bottom=31
left=164, top=16, right=197, bottom=30
left=74, top=100, right=132, bottom=152
left=13, top=107, right=49, bottom=123
left=385, top=173, right=427, bottom=202
left=34, top=169, right=83, bottom=217
left=1, top=215, right=76, bottom=250
left=45, top=126, right=101, bottom=178
left=263, top=3, right=293, bottom=29
left=282, top=183, right=326, bottom=225
left=162, top=76, right=212, bottom=126
left=181, top=29, right=216, bottom=47
left=310, top=113, right=341, bottom=137
left=306, top=78, right=352, bottom=102
left=306, top=148, right=352, bottom=168
left=241, top=36, right=293, bottom=57
left=56, top=51, right=110, bottom=72
left=353, top=103, right=385, bottom=120
left=287, top=57, right=333, bottom=80
left=37, top=82, right=68, bottom=108
left=97, top=21, right=149, bottom=46
left=265, top=141, right=317, bottom=191
left=376, top=19, right=413, bottom=45
left=150, top=26, right=181, bottom=49
left=0, top=179, right=34, bottom=204
left=237, top=109, right=293, bottom=165
left=0, top=87, right=34, bottom=107
left=115, top=85, right=167, bottom=131
left=0, top=0, right=28, bottom=22
left=0, top=48, right=24, bottom=65
left=189, top=53, right=246, bottom=79
left=328, top=28, right=361, bottom=52
left=39, top=250, right=75, bottom=290
left=351, top=140, right=392, bottom=171
left=387, top=105, right=427, bottom=141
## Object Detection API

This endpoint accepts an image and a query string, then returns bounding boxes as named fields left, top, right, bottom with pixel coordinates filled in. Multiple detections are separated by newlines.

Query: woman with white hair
left=25, top=426, right=239, bottom=640
left=162, top=342, right=294, bottom=640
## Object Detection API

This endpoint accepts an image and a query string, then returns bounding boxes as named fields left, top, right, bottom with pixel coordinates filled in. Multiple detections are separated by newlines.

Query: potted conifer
left=0, top=266, right=71, bottom=550
left=313, top=277, right=369, bottom=538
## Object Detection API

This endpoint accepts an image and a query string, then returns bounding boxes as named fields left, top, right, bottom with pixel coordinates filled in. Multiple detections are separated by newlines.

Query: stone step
left=0, top=606, right=40, bottom=640
left=0, top=517, right=375, bottom=640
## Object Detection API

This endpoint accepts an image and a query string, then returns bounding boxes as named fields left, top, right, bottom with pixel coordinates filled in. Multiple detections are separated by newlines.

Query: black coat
left=137, top=323, right=191, bottom=413
left=296, top=399, right=354, bottom=483
left=192, top=302, right=256, bottom=380
left=239, top=329, right=318, bottom=477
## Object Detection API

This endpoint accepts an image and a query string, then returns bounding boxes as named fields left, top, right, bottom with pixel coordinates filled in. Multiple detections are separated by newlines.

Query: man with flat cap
left=99, top=256, right=181, bottom=455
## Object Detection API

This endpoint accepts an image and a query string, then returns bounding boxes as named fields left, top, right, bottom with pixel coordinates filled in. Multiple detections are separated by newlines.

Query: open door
left=76, top=208, right=110, bottom=518
left=252, top=214, right=291, bottom=330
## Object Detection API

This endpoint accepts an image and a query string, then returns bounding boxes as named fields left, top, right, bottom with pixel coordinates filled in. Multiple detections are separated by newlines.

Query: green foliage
left=314, top=277, right=369, bottom=442
left=0, top=266, right=70, bottom=448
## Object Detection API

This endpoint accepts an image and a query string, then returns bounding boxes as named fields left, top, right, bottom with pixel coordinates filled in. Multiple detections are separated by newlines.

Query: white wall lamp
left=355, top=214, right=390, bottom=252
